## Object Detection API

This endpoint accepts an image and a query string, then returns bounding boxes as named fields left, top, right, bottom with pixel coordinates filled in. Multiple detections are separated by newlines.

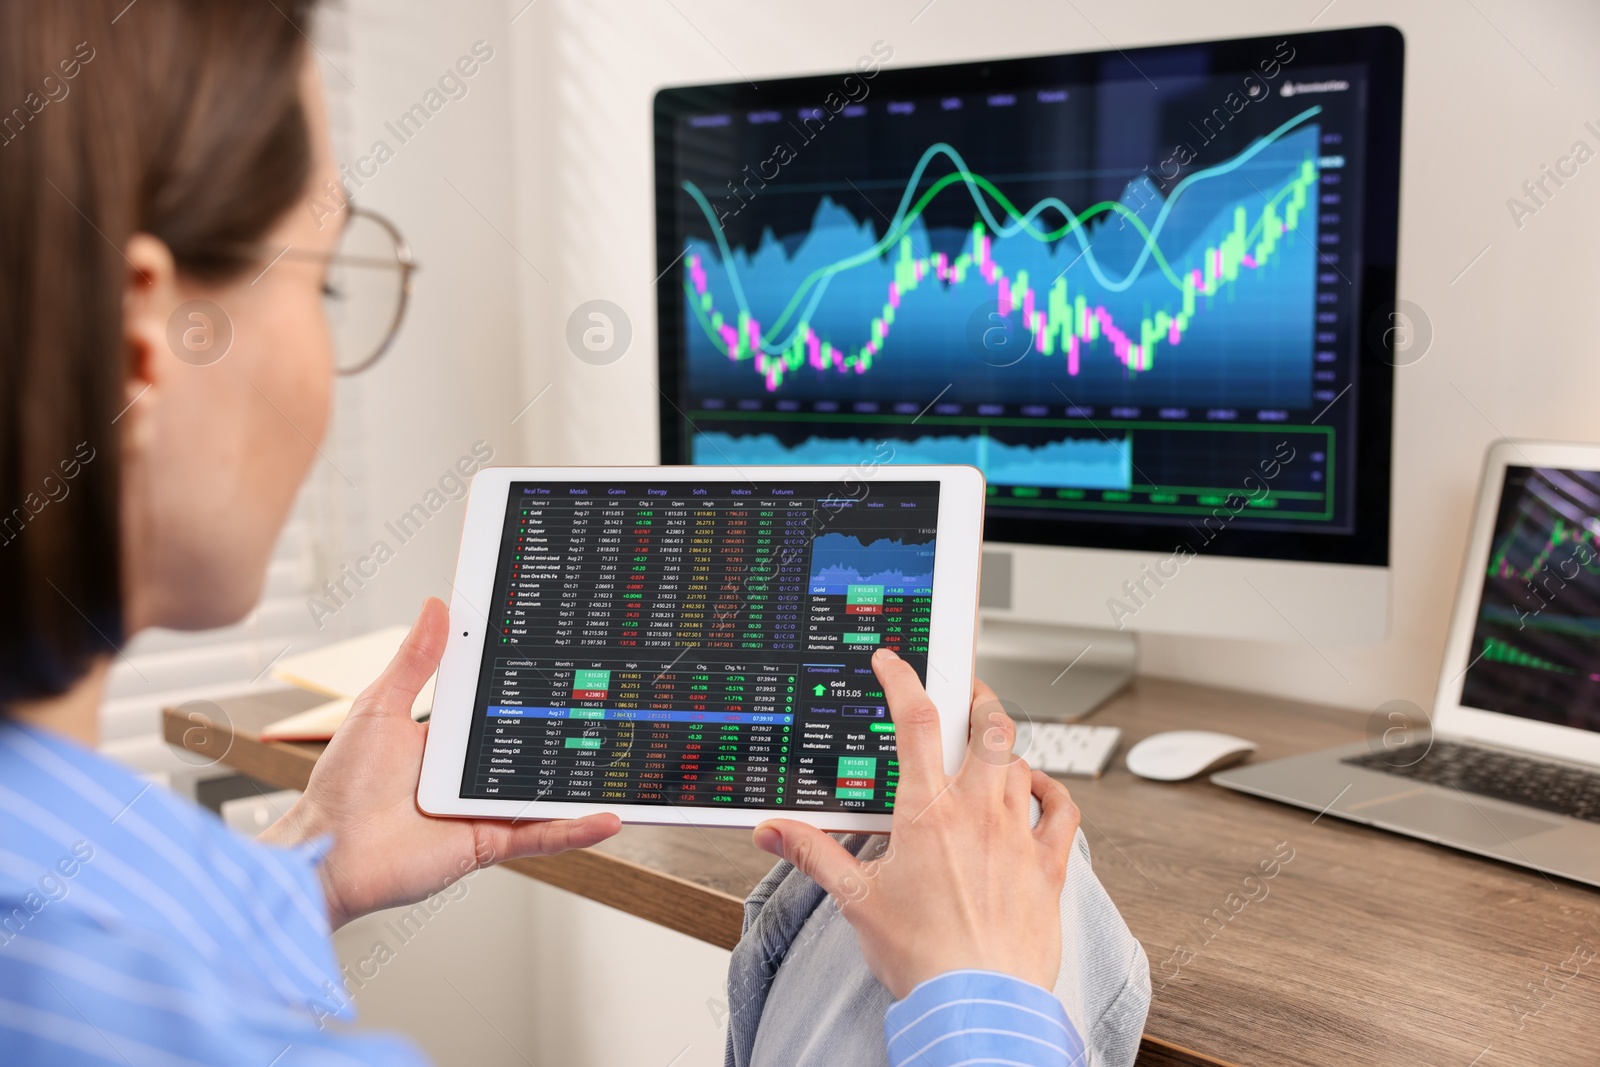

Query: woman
left=0, top=2, right=1092, bottom=1064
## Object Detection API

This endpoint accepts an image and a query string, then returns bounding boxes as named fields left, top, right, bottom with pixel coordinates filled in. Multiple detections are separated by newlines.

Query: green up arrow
left=812, top=683, right=827, bottom=696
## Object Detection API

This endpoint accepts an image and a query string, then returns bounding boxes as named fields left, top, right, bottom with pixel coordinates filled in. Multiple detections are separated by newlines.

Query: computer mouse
left=1124, top=730, right=1258, bottom=781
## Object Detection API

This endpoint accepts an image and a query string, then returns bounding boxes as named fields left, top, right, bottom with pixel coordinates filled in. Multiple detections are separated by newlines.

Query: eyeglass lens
left=324, top=212, right=407, bottom=374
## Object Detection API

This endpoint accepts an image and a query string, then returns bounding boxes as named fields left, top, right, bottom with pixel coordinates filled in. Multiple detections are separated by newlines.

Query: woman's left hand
left=260, top=597, right=621, bottom=929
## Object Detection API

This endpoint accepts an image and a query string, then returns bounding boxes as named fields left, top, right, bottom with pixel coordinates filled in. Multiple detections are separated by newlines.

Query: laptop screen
left=1460, top=466, right=1600, bottom=732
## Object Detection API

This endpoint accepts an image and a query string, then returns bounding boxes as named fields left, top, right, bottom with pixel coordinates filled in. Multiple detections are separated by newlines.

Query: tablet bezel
left=1433, top=440, right=1600, bottom=767
left=417, top=464, right=985, bottom=832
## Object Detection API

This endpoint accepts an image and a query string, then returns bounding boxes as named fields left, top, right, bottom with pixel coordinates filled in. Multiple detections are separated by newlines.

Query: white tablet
left=418, top=465, right=985, bottom=833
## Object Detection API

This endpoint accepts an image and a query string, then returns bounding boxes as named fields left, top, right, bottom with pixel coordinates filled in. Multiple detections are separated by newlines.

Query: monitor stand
left=973, top=619, right=1137, bottom=723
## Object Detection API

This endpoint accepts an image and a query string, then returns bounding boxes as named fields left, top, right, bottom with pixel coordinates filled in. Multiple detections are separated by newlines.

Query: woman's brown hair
left=0, top=0, right=315, bottom=706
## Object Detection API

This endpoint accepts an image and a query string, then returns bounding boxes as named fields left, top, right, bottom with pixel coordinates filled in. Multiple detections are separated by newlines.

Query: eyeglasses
left=319, top=207, right=417, bottom=375
left=226, top=206, right=417, bottom=375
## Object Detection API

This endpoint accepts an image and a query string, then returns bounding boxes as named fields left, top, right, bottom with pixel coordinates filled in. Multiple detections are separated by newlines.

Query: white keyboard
left=1012, top=722, right=1122, bottom=778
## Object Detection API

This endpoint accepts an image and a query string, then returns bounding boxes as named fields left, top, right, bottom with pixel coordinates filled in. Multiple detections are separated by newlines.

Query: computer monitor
left=654, top=26, right=1404, bottom=716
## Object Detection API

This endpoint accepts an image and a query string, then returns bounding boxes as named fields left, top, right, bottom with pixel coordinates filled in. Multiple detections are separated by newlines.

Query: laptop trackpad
left=1365, top=792, right=1565, bottom=847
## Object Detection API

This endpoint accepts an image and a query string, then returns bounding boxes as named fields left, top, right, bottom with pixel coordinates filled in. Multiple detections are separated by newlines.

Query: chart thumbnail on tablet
left=459, top=480, right=943, bottom=813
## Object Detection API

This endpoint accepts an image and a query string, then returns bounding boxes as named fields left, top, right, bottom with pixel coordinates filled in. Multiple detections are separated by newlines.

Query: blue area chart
left=692, top=431, right=1133, bottom=490
left=683, top=120, right=1320, bottom=409
left=808, top=533, right=935, bottom=595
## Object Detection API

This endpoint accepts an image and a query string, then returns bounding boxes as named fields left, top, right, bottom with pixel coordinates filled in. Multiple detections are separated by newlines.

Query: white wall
left=507, top=0, right=1600, bottom=717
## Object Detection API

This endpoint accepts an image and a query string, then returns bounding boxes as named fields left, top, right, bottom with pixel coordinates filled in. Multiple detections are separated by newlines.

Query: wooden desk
left=165, top=679, right=1600, bottom=1067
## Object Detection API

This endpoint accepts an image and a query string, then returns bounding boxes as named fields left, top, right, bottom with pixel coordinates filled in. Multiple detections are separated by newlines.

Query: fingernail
left=874, top=648, right=899, bottom=661
left=753, top=826, right=783, bottom=858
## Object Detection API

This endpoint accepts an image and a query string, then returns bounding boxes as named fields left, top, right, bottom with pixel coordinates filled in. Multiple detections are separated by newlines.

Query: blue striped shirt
left=885, top=969, right=1086, bottom=1067
left=0, top=720, right=426, bottom=1065
left=0, top=720, right=1079, bottom=1065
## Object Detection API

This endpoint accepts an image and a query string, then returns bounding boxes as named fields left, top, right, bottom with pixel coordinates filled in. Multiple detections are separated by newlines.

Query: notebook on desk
left=261, top=627, right=434, bottom=741
left=1214, top=441, right=1600, bottom=888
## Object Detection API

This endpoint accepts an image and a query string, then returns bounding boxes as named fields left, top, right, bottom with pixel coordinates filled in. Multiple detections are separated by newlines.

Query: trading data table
left=460, top=480, right=940, bottom=814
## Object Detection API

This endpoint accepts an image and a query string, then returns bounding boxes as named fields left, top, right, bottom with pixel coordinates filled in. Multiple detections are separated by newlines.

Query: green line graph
left=681, top=105, right=1325, bottom=353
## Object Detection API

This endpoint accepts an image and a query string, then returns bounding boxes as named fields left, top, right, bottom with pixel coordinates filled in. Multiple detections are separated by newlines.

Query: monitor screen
left=458, top=478, right=946, bottom=813
left=1460, top=466, right=1600, bottom=734
left=655, top=27, right=1401, bottom=565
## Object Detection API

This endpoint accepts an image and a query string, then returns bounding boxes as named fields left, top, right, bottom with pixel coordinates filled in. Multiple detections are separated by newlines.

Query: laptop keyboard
left=1343, top=740, right=1600, bottom=823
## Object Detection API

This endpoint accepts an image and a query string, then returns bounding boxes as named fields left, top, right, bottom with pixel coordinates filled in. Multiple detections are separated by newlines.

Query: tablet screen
left=459, top=478, right=941, bottom=813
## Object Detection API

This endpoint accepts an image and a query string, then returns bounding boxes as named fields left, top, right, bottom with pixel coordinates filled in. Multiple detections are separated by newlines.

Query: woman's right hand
left=260, top=598, right=620, bottom=928
left=752, top=648, right=1079, bottom=999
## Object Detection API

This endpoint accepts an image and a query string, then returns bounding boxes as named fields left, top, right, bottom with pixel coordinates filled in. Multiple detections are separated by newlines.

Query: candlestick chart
left=681, top=109, right=1322, bottom=410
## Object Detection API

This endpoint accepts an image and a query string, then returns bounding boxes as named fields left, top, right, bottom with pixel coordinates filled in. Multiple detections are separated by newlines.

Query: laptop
left=1214, top=440, right=1600, bottom=888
